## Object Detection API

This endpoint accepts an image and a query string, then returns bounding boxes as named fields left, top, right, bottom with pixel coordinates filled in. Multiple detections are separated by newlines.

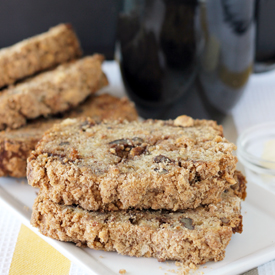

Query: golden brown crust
left=0, top=94, right=138, bottom=177
left=31, top=188, right=242, bottom=265
left=0, top=24, right=82, bottom=89
left=0, top=55, right=107, bottom=130
left=27, top=116, right=238, bottom=211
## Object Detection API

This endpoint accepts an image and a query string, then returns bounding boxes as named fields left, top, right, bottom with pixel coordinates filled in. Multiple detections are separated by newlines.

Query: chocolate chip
left=129, top=213, right=137, bottom=224
left=110, top=145, right=129, bottom=159
left=154, top=155, right=173, bottom=164
left=109, top=138, right=148, bottom=159
left=179, top=217, right=194, bottom=230
left=129, top=218, right=135, bottom=224
left=109, top=139, right=133, bottom=158
left=154, top=168, right=169, bottom=174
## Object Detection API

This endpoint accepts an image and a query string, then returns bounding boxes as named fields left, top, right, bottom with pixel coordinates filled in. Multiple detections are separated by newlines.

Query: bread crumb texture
left=28, top=116, right=238, bottom=211
left=31, top=185, right=243, bottom=266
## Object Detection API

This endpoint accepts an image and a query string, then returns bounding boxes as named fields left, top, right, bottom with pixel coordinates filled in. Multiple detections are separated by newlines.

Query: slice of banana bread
left=0, top=23, right=82, bottom=89
left=27, top=115, right=238, bottom=211
left=0, top=55, right=107, bottom=130
left=0, top=94, right=138, bottom=178
left=31, top=186, right=244, bottom=266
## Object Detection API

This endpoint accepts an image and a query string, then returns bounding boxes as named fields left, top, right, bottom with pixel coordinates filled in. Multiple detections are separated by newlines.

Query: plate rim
left=0, top=180, right=275, bottom=275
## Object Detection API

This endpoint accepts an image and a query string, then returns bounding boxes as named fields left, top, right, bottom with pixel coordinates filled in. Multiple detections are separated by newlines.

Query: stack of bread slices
left=27, top=111, right=246, bottom=268
left=0, top=24, right=138, bottom=178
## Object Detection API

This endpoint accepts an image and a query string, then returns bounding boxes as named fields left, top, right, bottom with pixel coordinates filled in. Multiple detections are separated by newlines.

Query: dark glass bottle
left=116, top=0, right=255, bottom=122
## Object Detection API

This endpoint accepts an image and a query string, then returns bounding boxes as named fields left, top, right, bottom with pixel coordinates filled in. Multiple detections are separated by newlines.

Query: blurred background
left=0, top=0, right=120, bottom=59
left=0, top=0, right=275, bottom=121
left=1, top=0, right=274, bottom=63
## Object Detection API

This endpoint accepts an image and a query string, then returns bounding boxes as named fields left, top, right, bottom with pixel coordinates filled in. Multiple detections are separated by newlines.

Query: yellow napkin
left=9, top=224, right=71, bottom=275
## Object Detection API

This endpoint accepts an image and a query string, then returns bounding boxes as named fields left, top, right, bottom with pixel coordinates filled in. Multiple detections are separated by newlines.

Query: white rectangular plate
left=0, top=177, right=275, bottom=275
